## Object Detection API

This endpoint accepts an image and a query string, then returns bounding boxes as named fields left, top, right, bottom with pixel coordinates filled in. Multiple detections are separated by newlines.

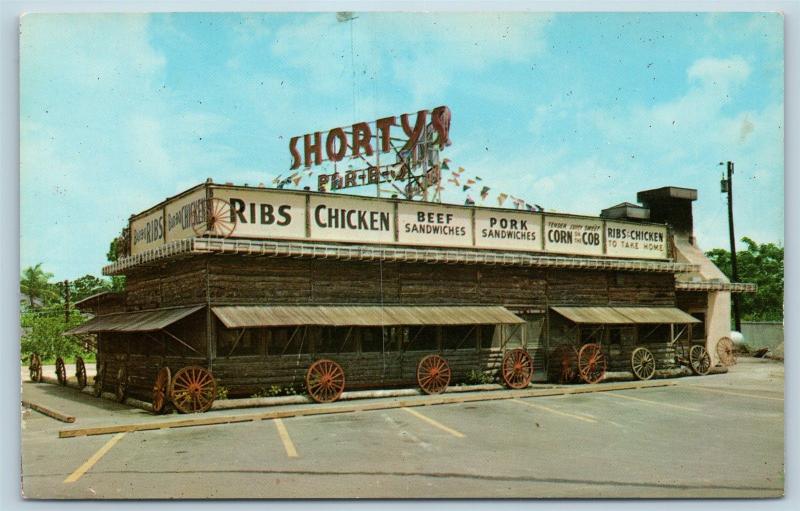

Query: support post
left=725, top=161, right=742, bottom=332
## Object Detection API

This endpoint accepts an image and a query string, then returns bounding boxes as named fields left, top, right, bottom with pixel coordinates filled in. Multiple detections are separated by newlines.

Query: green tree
left=706, top=237, right=783, bottom=321
left=20, top=304, right=91, bottom=362
left=107, top=237, right=126, bottom=292
left=69, top=274, right=112, bottom=302
left=19, top=263, right=58, bottom=308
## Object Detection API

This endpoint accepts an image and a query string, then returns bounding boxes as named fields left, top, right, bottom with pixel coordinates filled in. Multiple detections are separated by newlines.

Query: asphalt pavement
left=20, top=357, right=784, bottom=499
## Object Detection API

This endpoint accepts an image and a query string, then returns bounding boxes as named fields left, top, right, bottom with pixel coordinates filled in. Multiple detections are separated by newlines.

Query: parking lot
left=20, top=357, right=784, bottom=499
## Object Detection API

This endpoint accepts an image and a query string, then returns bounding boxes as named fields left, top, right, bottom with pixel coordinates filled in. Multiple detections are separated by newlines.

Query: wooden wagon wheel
left=170, top=366, right=217, bottom=413
left=192, top=198, right=237, bottom=238
left=116, top=367, right=128, bottom=402
left=548, top=344, right=578, bottom=384
left=631, top=347, right=656, bottom=381
left=28, top=353, right=42, bottom=383
left=689, top=345, right=711, bottom=376
left=716, top=336, right=736, bottom=367
left=55, top=357, right=67, bottom=386
left=306, top=359, right=345, bottom=403
left=75, top=356, right=87, bottom=388
left=416, top=354, right=451, bottom=395
left=94, top=362, right=106, bottom=397
left=152, top=366, right=171, bottom=414
left=577, top=343, right=607, bottom=384
left=502, top=348, right=533, bottom=389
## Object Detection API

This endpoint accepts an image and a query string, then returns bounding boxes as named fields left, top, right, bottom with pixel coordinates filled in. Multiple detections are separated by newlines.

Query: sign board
left=543, top=216, right=604, bottom=256
left=289, top=106, right=452, bottom=169
left=605, top=220, right=668, bottom=259
left=309, top=194, right=394, bottom=244
left=397, top=203, right=472, bottom=248
left=212, top=187, right=307, bottom=241
left=165, top=187, right=207, bottom=243
left=130, top=209, right=164, bottom=256
left=128, top=184, right=671, bottom=260
left=474, top=209, right=542, bottom=251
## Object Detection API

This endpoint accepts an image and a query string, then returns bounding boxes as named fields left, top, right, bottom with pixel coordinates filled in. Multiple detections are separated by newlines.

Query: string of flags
left=442, top=158, right=543, bottom=211
left=267, top=156, right=543, bottom=212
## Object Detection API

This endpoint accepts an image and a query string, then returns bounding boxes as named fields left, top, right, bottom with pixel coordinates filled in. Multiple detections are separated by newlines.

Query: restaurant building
left=70, top=181, right=754, bottom=412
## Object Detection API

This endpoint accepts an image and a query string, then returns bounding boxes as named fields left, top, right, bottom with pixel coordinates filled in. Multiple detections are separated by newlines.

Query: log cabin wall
left=97, top=311, right=208, bottom=400
left=122, top=256, right=676, bottom=310
left=676, top=290, right=708, bottom=311
left=125, top=258, right=208, bottom=310
left=109, top=254, right=680, bottom=394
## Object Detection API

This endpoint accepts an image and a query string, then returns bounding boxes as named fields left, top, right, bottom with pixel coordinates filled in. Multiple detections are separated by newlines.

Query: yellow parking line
left=273, top=418, right=298, bottom=458
left=683, top=385, right=784, bottom=402
left=401, top=407, right=465, bottom=438
left=604, top=392, right=699, bottom=412
left=64, top=432, right=127, bottom=483
left=512, top=399, right=597, bottom=423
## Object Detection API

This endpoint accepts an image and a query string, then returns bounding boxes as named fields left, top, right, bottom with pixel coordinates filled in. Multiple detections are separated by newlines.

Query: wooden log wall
left=112, top=254, right=681, bottom=396
left=676, top=290, right=707, bottom=311
left=123, top=255, right=678, bottom=311
left=608, top=272, right=676, bottom=306
left=125, top=259, right=207, bottom=310
left=209, top=348, right=505, bottom=398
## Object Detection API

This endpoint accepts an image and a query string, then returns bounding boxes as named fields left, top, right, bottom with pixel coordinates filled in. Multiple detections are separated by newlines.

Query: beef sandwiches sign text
left=129, top=186, right=668, bottom=260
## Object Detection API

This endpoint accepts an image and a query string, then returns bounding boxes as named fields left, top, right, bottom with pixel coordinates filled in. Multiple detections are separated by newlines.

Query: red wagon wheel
left=75, top=356, right=87, bottom=388
left=192, top=198, right=237, bottom=238
left=94, top=362, right=106, bottom=397
left=689, top=345, right=711, bottom=376
left=548, top=344, right=579, bottom=384
left=578, top=343, right=607, bottom=384
left=28, top=353, right=42, bottom=383
left=116, top=367, right=128, bottom=402
left=631, top=347, right=656, bottom=381
left=716, top=337, right=736, bottom=367
left=417, top=354, right=451, bottom=395
left=55, top=357, right=67, bottom=386
left=170, top=366, right=216, bottom=413
left=152, top=366, right=171, bottom=414
left=306, top=359, right=345, bottom=403
left=502, top=348, right=533, bottom=389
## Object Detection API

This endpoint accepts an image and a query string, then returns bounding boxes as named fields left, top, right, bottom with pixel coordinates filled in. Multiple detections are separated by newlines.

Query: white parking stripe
left=273, top=418, right=298, bottom=458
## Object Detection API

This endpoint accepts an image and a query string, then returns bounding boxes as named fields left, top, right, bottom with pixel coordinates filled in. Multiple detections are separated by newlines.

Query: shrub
left=465, top=369, right=493, bottom=385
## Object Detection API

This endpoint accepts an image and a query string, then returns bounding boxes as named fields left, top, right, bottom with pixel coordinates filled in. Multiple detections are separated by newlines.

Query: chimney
left=636, top=186, right=698, bottom=239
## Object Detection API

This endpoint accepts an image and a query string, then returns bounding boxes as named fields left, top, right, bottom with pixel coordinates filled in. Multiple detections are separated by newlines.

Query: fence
left=740, top=321, right=784, bottom=351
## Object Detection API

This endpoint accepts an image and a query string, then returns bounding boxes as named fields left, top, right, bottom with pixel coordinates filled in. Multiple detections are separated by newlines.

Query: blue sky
left=20, top=12, right=784, bottom=280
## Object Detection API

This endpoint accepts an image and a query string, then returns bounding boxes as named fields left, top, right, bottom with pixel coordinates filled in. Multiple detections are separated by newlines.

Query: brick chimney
left=636, top=186, right=698, bottom=240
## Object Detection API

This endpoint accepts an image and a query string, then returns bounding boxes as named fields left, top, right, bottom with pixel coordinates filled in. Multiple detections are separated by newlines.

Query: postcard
left=19, top=11, right=784, bottom=499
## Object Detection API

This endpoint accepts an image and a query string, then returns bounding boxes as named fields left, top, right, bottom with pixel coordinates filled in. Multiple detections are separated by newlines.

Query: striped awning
left=64, top=306, right=204, bottom=335
left=551, top=306, right=699, bottom=325
left=212, top=305, right=525, bottom=328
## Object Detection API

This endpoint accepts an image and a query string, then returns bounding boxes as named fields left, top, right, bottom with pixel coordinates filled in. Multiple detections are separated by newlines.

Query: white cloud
left=687, top=56, right=750, bottom=91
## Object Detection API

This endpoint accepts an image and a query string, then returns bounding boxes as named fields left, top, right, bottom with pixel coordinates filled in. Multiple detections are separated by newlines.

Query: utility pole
left=720, top=161, right=741, bottom=332
left=63, top=279, right=70, bottom=324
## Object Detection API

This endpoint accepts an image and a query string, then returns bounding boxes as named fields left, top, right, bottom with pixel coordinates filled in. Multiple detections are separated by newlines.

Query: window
left=267, top=327, right=310, bottom=356
left=481, top=325, right=500, bottom=349
left=580, top=326, right=604, bottom=344
left=217, top=327, right=260, bottom=356
left=505, top=323, right=525, bottom=348
left=609, top=328, right=622, bottom=345
left=360, top=327, right=387, bottom=352
left=403, top=326, right=439, bottom=351
left=316, top=327, right=357, bottom=354
left=691, top=313, right=706, bottom=340
left=443, top=325, right=478, bottom=351
left=638, top=324, right=670, bottom=343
